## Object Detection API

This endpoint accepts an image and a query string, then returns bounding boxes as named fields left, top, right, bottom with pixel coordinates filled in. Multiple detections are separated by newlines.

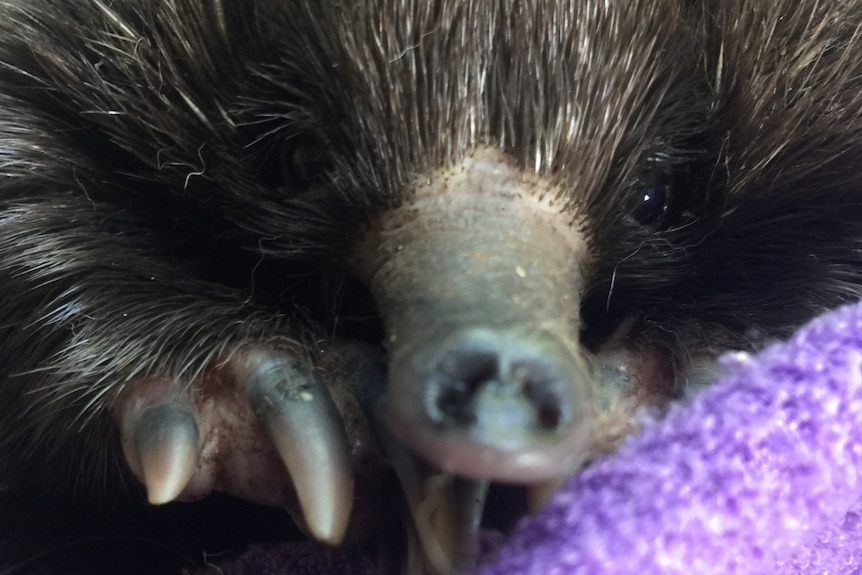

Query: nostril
left=430, top=349, right=499, bottom=425
left=511, top=361, right=566, bottom=432
left=439, top=348, right=499, bottom=385
left=533, top=392, right=564, bottom=431
left=434, top=379, right=470, bottom=421
left=542, top=405, right=563, bottom=429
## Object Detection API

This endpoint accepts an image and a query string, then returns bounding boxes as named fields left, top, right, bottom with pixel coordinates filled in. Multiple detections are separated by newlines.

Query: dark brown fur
left=0, top=1, right=861, bottom=573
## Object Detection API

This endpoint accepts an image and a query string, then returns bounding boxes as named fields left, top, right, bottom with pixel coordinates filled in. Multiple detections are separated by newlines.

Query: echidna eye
left=279, top=133, right=329, bottom=191
left=633, top=174, right=672, bottom=227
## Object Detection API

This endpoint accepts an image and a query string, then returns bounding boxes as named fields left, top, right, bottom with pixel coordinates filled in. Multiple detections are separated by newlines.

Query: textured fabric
left=210, top=301, right=862, bottom=575
left=477, top=301, right=862, bottom=575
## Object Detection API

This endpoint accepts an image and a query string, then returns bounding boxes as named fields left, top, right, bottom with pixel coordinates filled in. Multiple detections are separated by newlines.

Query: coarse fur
left=0, top=0, right=860, bottom=573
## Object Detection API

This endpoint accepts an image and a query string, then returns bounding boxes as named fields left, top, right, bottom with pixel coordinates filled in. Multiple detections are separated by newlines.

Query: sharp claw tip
left=308, top=520, right=347, bottom=546
left=297, top=481, right=354, bottom=545
left=139, top=444, right=199, bottom=504
left=145, top=484, right=180, bottom=506
left=130, top=402, right=201, bottom=506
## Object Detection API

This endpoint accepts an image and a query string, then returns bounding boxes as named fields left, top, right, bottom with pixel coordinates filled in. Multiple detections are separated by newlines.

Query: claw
left=363, top=373, right=487, bottom=574
left=237, top=349, right=354, bottom=545
left=126, top=400, right=201, bottom=505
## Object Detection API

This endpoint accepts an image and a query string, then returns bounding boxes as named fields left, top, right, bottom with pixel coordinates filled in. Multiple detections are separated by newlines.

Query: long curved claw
left=125, top=400, right=201, bottom=505
left=363, top=373, right=488, bottom=574
left=238, top=349, right=354, bottom=546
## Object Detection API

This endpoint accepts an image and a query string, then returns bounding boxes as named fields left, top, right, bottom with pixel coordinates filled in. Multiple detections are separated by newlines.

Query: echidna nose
left=389, top=329, right=593, bottom=482
left=428, top=342, right=566, bottom=435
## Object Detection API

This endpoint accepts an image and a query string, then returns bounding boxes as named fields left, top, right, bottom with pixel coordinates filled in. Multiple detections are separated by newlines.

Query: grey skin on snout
left=355, top=149, right=595, bottom=483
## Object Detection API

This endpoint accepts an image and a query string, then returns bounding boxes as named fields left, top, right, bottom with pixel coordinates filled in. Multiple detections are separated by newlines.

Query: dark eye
left=633, top=173, right=673, bottom=227
left=277, top=133, right=329, bottom=190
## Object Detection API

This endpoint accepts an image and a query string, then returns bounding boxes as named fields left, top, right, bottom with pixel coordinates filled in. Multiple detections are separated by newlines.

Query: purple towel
left=206, top=301, right=862, bottom=575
